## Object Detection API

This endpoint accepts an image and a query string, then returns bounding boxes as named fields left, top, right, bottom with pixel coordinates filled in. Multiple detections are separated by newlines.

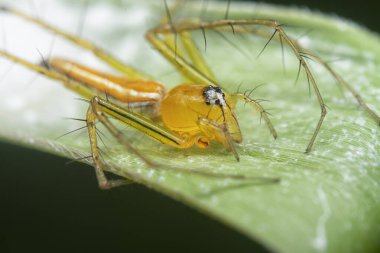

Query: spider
left=0, top=2, right=378, bottom=189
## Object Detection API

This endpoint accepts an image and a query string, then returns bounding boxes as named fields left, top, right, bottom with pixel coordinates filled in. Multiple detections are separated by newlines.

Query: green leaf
left=0, top=1, right=379, bottom=252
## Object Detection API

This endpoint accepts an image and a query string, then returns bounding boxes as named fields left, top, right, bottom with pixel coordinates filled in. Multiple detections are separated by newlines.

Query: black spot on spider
left=203, top=86, right=226, bottom=106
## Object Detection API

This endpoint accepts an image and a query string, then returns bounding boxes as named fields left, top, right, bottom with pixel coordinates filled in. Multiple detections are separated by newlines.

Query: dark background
left=252, top=0, right=379, bottom=33
left=1, top=1, right=379, bottom=252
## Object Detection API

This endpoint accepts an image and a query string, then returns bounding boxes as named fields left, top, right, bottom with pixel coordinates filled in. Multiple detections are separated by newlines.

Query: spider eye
left=203, top=86, right=226, bottom=106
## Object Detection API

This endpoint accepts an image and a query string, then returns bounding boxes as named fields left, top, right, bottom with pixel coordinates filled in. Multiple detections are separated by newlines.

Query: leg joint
left=321, top=104, right=328, bottom=116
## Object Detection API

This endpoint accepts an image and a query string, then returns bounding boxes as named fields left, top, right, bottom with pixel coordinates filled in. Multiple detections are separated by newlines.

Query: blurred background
left=0, top=1, right=378, bottom=252
left=244, top=0, right=379, bottom=33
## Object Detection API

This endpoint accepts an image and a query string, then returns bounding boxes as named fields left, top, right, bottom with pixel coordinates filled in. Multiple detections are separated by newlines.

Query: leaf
left=0, top=1, right=379, bottom=252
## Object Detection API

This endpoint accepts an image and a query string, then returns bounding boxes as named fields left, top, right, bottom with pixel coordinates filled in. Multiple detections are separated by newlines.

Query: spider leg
left=0, top=6, right=149, bottom=79
left=232, top=92, right=278, bottom=140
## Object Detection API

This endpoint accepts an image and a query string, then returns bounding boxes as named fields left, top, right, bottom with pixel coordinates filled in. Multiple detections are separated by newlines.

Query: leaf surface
left=0, top=1, right=379, bottom=252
